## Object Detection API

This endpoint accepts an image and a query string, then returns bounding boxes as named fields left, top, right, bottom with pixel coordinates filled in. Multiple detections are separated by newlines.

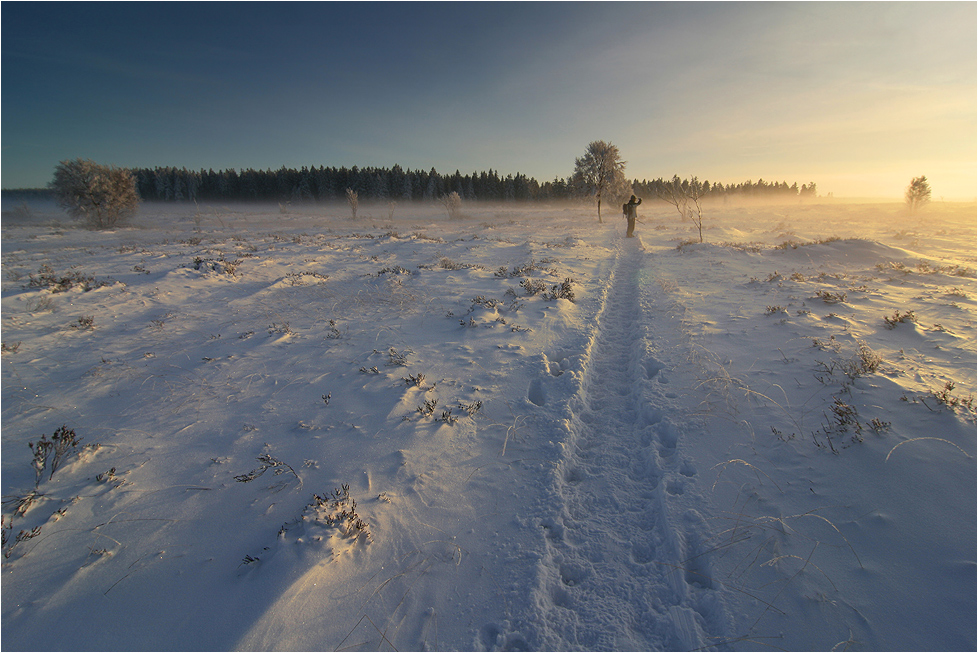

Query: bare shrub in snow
left=883, top=310, right=916, bottom=329
left=29, top=425, right=81, bottom=487
left=657, top=175, right=706, bottom=243
left=234, top=453, right=301, bottom=490
left=548, top=278, right=576, bottom=302
left=28, top=265, right=109, bottom=293
left=50, top=159, right=140, bottom=229
left=441, top=191, right=463, bottom=220
left=932, top=381, right=975, bottom=413
left=520, top=278, right=547, bottom=296
left=309, top=484, right=371, bottom=541
left=814, top=289, right=847, bottom=304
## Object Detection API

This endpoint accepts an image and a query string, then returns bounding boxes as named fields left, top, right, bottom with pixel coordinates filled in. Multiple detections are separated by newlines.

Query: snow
left=1, top=198, right=975, bottom=651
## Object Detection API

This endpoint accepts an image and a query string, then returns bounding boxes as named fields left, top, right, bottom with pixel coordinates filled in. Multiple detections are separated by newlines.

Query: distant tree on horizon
left=656, top=175, right=707, bottom=242
left=346, top=188, right=359, bottom=219
left=571, top=141, right=629, bottom=223
left=50, top=159, right=140, bottom=229
left=905, top=176, right=932, bottom=213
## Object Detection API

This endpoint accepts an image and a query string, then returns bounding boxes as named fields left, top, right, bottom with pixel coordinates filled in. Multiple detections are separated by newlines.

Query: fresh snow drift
left=1, top=199, right=975, bottom=651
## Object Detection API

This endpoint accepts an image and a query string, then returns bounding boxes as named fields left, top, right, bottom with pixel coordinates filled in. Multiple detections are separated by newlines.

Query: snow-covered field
left=2, top=198, right=975, bottom=651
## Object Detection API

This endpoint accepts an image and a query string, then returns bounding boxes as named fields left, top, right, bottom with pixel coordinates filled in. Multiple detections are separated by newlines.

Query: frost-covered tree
left=50, top=159, right=140, bottom=229
left=657, top=175, right=706, bottom=242
left=441, top=191, right=462, bottom=220
left=905, top=176, right=931, bottom=213
left=572, top=141, right=629, bottom=223
left=346, top=188, right=359, bottom=219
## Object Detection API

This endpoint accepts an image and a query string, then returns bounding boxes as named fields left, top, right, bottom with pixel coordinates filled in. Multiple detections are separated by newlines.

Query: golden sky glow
left=3, top=2, right=975, bottom=199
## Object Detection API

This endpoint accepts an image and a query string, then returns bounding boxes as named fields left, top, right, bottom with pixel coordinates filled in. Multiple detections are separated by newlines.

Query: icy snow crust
left=1, top=200, right=975, bottom=651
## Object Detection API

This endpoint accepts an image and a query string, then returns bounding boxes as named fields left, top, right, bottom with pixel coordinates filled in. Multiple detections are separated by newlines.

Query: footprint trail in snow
left=527, top=237, right=729, bottom=650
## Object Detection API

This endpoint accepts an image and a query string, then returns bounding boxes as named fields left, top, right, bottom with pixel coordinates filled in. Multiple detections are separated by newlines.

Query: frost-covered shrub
left=50, top=159, right=140, bottom=229
left=442, top=191, right=463, bottom=220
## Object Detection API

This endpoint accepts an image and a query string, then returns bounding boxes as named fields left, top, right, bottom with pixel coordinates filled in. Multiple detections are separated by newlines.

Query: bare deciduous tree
left=346, top=188, right=359, bottom=219
left=50, top=159, right=140, bottom=229
left=905, top=176, right=931, bottom=213
left=657, top=175, right=706, bottom=243
left=572, top=141, right=629, bottom=223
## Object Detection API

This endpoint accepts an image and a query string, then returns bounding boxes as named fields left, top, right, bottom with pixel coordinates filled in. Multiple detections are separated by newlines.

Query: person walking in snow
left=623, top=195, right=642, bottom=237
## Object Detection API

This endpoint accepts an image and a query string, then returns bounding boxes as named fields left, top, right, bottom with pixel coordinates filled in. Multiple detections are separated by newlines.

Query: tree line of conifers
left=123, top=165, right=817, bottom=204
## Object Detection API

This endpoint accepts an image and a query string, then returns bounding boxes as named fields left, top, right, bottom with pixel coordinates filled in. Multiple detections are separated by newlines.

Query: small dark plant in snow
left=325, top=319, right=341, bottom=339
left=868, top=417, right=891, bottom=433
left=193, top=256, right=241, bottom=277
left=379, top=265, right=411, bottom=276
left=471, top=295, right=503, bottom=311
left=6, top=490, right=39, bottom=518
left=812, top=336, right=843, bottom=352
left=404, top=373, right=427, bottom=388
left=496, top=261, right=554, bottom=278
left=815, top=289, right=847, bottom=304
left=548, top=278, right=576, bottom=302
left=309, top=485, right=371, bottom=541
left=286, top=271, right=329, bottom=286
left=884, top=310, right=916, bottom=329
left=267, top=322, right=294, bottom=335
left=457, top=400, right=483, bottom=416
left=70, top=316, right=95, bottom=330
left=95, top=467, right=117, bottom=483
left=765, top=305, right=788, bottom=315
left=28, top=265, right=109, bottom=293
left=1, top=517, right=42, bottom=560
left=437, top=257, right=465, bottom=271
left=814, top=342, right=882, bottom=385
left=29, top=426, right=80, bottom=487
left=417, top=398, right=438, bottom=417
left=826, top=397, right=863, bottom=439
left=933, top=381, right=976, bottom=413
left=234, top=453, right=301, bottom=490
left=853, top=344, right=882, bottom=376
left=438, top=410, right=459, bottom=425
left=385, top=348, right=408, bottom=366
left=520, top=278, right=547, bottom=297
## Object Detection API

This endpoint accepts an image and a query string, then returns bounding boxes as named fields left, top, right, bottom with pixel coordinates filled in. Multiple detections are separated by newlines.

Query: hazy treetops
left=127, top=163, right=818, bottom=205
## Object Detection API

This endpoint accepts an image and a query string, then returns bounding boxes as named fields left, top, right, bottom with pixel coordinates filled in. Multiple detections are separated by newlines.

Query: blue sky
left=3, top=1, right=975, bottom=198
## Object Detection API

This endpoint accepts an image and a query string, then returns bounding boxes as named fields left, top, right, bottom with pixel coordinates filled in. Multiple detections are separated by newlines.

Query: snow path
left=528, top=236, right=730, bottom=650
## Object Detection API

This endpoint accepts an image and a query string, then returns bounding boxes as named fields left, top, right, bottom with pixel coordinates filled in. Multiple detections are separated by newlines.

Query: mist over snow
left=1, top=198, right=975, bottom=651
